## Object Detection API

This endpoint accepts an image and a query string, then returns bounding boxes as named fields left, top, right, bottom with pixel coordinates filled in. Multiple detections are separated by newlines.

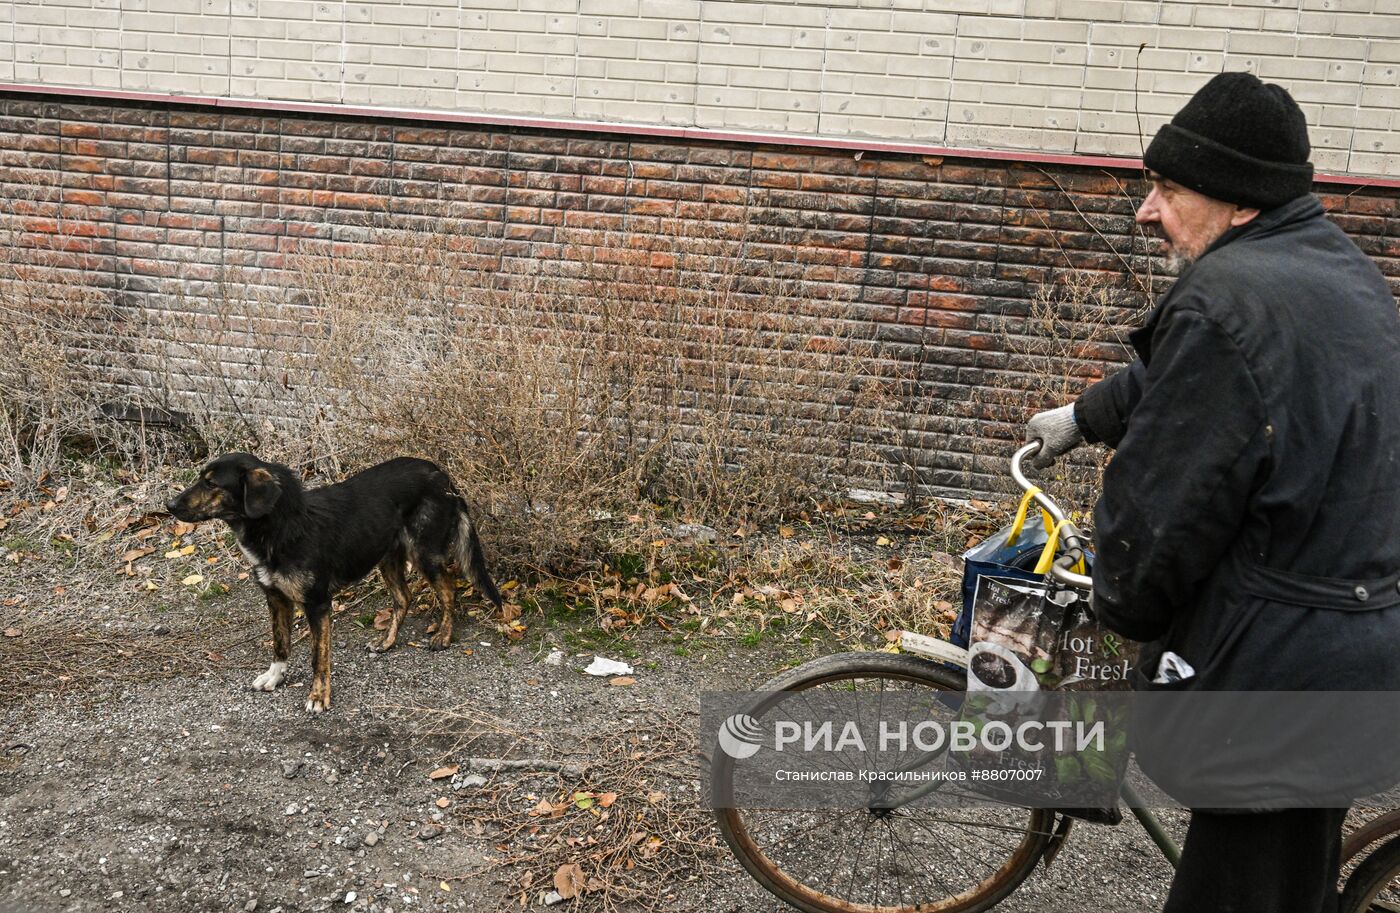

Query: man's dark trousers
left=1163, top=807, right=1348, bottom=913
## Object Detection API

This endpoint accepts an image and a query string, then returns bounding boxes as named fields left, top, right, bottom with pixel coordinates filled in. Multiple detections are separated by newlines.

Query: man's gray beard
left=1163, top=250, right=1194, bottom=273
left=1146, top=233, right=1193, bottom=275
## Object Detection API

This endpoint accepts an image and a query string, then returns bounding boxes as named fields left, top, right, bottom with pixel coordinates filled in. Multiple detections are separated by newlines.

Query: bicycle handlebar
left=1011, top=442, right=1094, bottom=590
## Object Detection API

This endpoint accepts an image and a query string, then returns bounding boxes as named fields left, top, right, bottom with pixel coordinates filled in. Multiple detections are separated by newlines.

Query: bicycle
left=712, top=442, right=1400, bottom=913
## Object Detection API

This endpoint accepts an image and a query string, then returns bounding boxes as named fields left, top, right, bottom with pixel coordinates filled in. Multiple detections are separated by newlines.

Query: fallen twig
left=439, top=710, right=725, bottom=913
left=463, top=757, right=589, bottom=779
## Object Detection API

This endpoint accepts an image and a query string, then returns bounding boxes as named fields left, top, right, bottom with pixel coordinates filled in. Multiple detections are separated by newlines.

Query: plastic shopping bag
left=953, top=488, right=1055, bottom=648
left=956, top=574, right=1138, bottom=816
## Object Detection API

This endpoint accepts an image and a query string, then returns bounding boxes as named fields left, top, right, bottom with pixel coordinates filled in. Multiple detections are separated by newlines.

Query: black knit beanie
left=1143, top=72, right=1314, bottom=210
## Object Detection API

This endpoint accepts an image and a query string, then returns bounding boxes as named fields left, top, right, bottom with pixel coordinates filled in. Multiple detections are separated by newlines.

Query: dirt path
left=0, top=580, right=1192, bottom=913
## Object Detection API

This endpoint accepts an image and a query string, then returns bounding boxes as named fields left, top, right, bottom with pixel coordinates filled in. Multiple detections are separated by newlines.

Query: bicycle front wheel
left=1341, top=834, right=1400, bottom=913
left=713, top=652, right=1054, bottom=913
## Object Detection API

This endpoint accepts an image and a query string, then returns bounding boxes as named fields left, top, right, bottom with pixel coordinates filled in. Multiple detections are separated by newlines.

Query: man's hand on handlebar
left=1025, top=404, right=1083, bottom=469
left=1012, top=442, right=1093, bottom=590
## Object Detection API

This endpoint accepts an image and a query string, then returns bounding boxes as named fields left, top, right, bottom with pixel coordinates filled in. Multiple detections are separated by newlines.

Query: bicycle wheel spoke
left=843, top=811, right=876, bottom=904
left=819, top=811, right=859, bottom=901
left=759, top=807, right=847, bottom=850
left=896, top=812, right=1056, bottom=838
left=791, top=689, right=863, bottom=777
left=899, top=814, right=1012, bottom=875
left=881, top=816, right=911, bottom=909
left=884, top=814, right=959, bottom=904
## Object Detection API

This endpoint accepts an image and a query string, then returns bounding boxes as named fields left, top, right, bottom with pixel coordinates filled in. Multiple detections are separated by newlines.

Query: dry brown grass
left=971, top=268, right=1148, bottom=521
left=0, top=618, right=237, bottom=709
left=0, top=168, right=168, bottom=485
left=1, top=195, right=907, bottom=579
left=246, top=221, right=905, bottom=575
left=1, top=162, right=1147, bottom=612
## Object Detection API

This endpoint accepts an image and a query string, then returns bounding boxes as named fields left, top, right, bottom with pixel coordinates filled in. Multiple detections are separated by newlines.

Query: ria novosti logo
left=717, top=713, right=764, bottom=759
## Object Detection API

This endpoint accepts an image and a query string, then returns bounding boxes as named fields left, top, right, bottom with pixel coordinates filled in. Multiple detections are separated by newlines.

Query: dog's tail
left=452, top=500, right=504, bottom=609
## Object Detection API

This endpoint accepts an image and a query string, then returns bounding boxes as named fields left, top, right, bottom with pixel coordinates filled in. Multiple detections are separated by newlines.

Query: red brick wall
left=3, top=93, right=1399, bottom=500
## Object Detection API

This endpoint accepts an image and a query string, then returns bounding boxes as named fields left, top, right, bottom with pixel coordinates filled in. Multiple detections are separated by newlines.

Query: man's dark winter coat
left=1073, top=194, right=1400, bottom=804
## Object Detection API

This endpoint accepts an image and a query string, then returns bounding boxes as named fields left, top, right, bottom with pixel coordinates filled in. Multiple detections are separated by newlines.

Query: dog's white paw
left=304, top=696, right=329, bottom=714
left=251, top=661, right=288, bottom=692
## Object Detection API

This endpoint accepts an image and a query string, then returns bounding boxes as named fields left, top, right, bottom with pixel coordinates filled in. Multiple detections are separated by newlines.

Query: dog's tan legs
left=370, top=553, right=412, bottom=653
left=252, top=591, right=293, bottom=691
left=428, top=573, right=457, bottom=650
left=305, top=603, right=332, bottom=713
left=422, top=561, right=456, bottom=651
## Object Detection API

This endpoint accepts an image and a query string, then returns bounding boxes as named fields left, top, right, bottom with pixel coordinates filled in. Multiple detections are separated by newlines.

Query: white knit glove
left=1026, top=404, right=1084, bottom=469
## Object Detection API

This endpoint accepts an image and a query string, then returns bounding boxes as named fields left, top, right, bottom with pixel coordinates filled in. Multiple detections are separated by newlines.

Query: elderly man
left=1027, top=72, right=1400, bottom=912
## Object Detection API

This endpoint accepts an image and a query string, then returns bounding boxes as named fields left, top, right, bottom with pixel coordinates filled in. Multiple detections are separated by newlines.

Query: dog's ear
left=242, top=466, right=282, bottom=519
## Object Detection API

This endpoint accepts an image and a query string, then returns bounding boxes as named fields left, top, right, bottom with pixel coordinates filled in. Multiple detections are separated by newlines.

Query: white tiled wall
left=6, top=0, right=1399, bottom=175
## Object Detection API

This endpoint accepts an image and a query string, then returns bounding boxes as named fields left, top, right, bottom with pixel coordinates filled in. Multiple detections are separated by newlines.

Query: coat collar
left=1127, top=194, right=1325, bottom=361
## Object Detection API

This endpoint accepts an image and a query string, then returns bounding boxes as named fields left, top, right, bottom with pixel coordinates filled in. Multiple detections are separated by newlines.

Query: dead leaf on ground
left=120, top=547, right=155, bottom=563
left=553, top=863, right=586, bottom=899
left=3, top=628, right=21, bottom=638
left=429, top=765, right=459, bottom=780
left=608, top=677, right=635, bottom=687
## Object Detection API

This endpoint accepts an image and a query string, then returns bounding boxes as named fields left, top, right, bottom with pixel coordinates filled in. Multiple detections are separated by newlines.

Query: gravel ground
left=0, top=582, right=1192, bottom=913
left=0, top=479, right=1199, bottom=913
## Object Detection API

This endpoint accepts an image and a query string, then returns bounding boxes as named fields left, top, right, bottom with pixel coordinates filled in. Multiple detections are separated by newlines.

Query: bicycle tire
left=1341, top=834, right=1400, bottom=913
left=713, top=651, right=1054, bottom=913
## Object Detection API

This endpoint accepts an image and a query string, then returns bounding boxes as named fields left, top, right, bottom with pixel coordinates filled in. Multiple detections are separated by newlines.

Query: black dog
left=167, top=453, right=503, bottom=713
